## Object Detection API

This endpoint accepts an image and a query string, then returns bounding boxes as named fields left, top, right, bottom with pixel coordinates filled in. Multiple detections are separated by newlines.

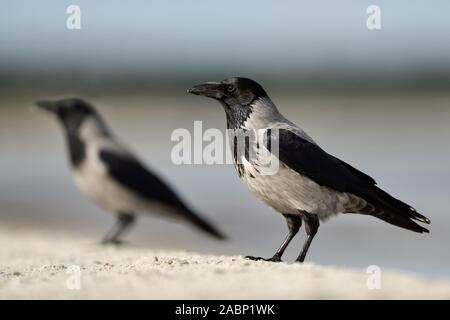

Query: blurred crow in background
left=36, top=98, right=225, bottom=244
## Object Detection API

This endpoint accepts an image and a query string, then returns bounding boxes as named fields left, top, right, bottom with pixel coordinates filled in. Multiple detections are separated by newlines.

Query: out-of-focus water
left=1, top=91, right=449, bottom=278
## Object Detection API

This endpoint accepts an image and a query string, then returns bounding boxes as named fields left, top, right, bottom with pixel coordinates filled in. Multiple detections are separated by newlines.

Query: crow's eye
left=227, top=85, right=235, bottom=93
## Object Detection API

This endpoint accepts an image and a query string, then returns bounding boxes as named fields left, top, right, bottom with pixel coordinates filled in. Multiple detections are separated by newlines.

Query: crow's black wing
left=99, top=149, right=226, bottom=239
left=99, top=149, right=188, bottom=211
left=269, top=128, right=429, bottom=232
left=271, top=129, right=374, bottom=193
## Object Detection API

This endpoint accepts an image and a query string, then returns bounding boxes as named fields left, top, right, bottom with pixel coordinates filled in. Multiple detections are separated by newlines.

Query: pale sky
left=1, top=0, right=449, bottom=78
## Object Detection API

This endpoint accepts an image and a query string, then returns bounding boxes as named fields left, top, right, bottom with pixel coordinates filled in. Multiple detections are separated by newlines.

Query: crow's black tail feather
left=374, top=211, right=429, bottom=233
left=373, top=187, right=430, bottom=223
left=363, top=186, right=430, bottom=233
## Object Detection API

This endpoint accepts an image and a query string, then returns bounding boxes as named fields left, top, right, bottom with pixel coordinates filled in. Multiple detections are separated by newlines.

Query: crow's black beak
left=188, top=82, right=225, bottom=99
left=35, top=100, right=58, bottom=113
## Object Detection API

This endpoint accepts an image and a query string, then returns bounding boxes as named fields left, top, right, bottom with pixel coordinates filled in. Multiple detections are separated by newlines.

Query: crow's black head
left=188, top=77, right=268, bottom=128
left=35, top=98, right=97, bottom=132
left=188, top=77, right=267, bottom=106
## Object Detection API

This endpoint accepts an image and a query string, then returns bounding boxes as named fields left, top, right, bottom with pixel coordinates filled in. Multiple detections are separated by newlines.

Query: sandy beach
left=0, top=226, right=449, bottom=299
left=1, top=92, right=450, bottom=300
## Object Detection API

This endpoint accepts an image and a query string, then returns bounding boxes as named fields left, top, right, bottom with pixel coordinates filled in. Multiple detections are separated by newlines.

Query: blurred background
left=1, top=1, right=449, bottom=277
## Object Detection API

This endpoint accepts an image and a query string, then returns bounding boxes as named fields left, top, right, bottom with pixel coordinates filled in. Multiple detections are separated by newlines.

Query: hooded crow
left=36, top=98, right=225, bottom=244
left=188, top=77, right=430, bottom=262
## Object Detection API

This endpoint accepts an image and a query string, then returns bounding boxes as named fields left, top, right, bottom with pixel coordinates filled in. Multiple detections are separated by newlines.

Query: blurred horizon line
left=1, top=71, right=450, bottom=96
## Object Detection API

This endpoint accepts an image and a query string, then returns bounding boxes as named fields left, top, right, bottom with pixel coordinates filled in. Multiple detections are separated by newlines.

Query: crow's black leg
left=246, top=214, right=302, bottom=262
left=101, top=213, right=135, bottom=245
left=295, top=213, right=319, bottom=263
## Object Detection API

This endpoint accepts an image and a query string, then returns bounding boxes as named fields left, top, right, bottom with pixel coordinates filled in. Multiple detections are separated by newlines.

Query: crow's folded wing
left=269, top=129, right=429, bottom=232
left=269, top=128, right=376, bottom=193
left=99, top=149, right=189, bottom=211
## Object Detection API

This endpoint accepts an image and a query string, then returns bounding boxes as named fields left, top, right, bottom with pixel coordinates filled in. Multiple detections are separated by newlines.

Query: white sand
left=0, top=227, right=449, bottom=299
